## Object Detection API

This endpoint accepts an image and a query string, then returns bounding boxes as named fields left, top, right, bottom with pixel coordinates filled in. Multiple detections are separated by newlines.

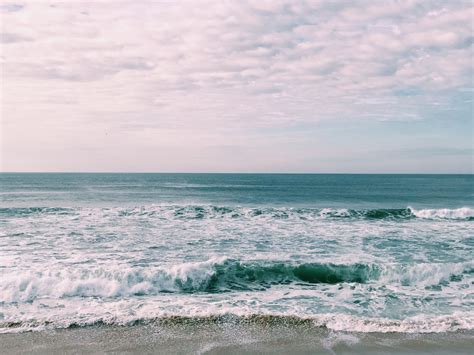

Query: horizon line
left=1, top=171, right=472, bottom=175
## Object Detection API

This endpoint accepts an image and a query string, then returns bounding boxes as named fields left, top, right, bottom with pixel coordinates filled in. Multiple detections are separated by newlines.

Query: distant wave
left=0, top=207, right=75, bottom=216
left=1, top=206, right=473, bottom=220
left=409, top=207, right=474, bottom=220
left=2, top=258, right=472, bottom=303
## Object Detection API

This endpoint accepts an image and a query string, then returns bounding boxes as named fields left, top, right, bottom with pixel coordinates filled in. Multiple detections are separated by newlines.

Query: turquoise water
left=0, top=173, right=473, bottom=333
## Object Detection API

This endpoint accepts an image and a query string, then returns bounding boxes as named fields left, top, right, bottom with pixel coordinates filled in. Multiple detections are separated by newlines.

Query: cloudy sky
left=1, top=0, right=473, bottom=172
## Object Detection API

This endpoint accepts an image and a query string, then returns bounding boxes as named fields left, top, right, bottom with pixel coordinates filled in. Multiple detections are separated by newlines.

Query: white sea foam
left=1, top=308, right=473, bottom=334
left=410, top=207, right=474, bottom=220
left=379, top=262, right=473, bottom=287
left=0, top=257, right=228, bottom=303
left=316, top=312, right=474, bottom=333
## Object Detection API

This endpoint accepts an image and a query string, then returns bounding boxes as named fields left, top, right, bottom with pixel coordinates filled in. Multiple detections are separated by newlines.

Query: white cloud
left=1, top=0, right=472, bottom=172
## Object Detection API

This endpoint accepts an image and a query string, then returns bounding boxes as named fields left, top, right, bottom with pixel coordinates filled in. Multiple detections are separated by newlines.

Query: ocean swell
left=1, top=206, right=473, bottom=220
left=1, top=259, right=471, bottom=302
left=0, top=259, right=376, bottom=302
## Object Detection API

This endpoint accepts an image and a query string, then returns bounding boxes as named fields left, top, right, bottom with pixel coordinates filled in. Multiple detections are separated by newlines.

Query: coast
left=2, top=174, right=473, bottom=354
left=2, top=321, right=473, bottom=354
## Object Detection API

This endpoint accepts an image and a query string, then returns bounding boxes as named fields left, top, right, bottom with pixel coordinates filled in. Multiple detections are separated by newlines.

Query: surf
left=1, top=206, right=473, bottom=220
left=2, top=259, right=472, bottom=303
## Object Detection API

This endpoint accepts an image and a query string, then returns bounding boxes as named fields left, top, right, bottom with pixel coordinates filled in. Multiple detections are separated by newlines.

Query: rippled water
left=0, top=173, right=473, bottom=333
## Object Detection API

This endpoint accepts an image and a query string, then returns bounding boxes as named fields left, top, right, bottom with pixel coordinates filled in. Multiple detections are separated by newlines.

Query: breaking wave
left=1, top=206, right=472, bottom=220
left=1, top=258, right=472, bottom=303
left=410, top=207, right=474, bottom=220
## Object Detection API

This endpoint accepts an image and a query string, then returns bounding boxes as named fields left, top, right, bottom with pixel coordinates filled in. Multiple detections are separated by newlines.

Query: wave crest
left=1, top=206, right=473, bottom=220
left=1, top=259, right=471, bottom=303
left=410, top=207, right=474, bottom=220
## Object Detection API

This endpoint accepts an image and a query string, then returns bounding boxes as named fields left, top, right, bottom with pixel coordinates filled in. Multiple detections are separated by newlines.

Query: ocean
left=0, top=173, right=473, bottom=340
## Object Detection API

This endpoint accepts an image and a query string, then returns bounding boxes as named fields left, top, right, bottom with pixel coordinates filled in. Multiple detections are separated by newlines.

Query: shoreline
left=2, top=322, right=473, bottom=354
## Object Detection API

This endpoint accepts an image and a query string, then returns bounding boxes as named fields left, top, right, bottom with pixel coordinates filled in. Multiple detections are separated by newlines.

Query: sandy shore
left=1, top=322, right=473, bottom=354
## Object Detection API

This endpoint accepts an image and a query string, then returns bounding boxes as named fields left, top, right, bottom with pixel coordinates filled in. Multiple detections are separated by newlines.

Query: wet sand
left=1, top=322, right=473, bottom=354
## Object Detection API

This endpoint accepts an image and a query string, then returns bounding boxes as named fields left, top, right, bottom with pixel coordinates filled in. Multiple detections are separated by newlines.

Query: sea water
left=0, top=173, right=472, bottom=333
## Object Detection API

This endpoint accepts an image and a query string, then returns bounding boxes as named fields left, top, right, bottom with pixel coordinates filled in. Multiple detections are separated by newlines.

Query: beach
left=2, top=321, right=473, bottom=354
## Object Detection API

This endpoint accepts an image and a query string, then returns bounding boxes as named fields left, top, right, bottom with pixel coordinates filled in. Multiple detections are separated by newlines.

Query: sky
left=1, top=0, right=473, bottom=173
